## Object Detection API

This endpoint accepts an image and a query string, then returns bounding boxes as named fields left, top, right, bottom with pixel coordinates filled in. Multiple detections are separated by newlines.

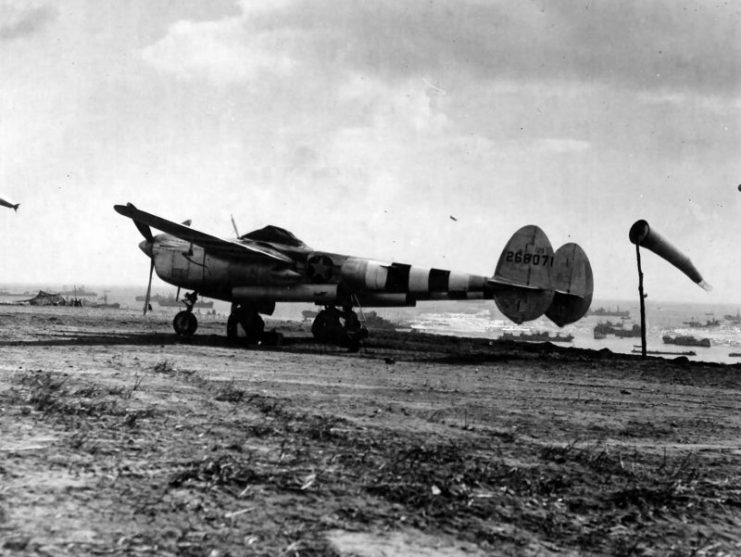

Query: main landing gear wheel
left=227, top=304, right=265, bottom=344
left=311, top=305, right=367, bottom=352
left=173, top=311, right=198, bottom=337
left=311, top=307, right=343, bottom=344
left=227, top=313, right=239, bottom=340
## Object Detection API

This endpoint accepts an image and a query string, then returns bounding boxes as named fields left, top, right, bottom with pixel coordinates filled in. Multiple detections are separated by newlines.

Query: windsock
left=628, top=219, right=710, bottom=290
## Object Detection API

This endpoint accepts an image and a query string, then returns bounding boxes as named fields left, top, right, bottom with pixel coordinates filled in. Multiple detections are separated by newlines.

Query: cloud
left=534, top=138, right=591, bottom=153
left=338, top=74, right=450, bottom=134
left=140, top=17, right=295, bottom=84
left=140, top=0, right=740, bottom=99
left=0, top=1, right=55, bottom=40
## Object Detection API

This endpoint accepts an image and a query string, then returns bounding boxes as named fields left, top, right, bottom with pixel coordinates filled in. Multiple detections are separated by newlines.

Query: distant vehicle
left=501, top=331, right=574, bottom=343
left=663, top=335, right=711, bottom=348
left=88, top=294, right=120, bottom=309
left=115, top=202, right=594, bottom=349
left=588, top=306, right=630, bottom=318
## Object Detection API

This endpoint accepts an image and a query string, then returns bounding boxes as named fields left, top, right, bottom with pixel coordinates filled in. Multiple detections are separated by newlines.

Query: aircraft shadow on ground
left=0, top=328, right=687, bottom=366
left=0, top=329, right=520, bottom=361
left=0, top=331, right=316, bottom=350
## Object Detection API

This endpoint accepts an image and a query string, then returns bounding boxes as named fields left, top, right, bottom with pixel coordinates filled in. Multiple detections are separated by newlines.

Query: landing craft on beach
left=0, top=197, right=19, bottom=212
left=114, top=203, right=594, bottom=350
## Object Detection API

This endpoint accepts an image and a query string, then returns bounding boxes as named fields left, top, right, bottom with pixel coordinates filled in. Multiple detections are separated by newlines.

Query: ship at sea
left=724, top=311, right=741, bottom=325
left=60, top=286, right=98, bottom=297
left=663, top=335, right=711, bottom=348
left=587, top=306, right=630, bottom=318
left=682, top=317, right=720, bottom=328
left=502, top=331, right=574, bottom=343
left=593, top=321, right=641, bottom=339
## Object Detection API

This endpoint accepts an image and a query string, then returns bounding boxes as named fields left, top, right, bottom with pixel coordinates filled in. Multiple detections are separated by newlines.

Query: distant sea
left=1, top=284, right=739, bottom=364
left=392, top=299, right=741, bottom=365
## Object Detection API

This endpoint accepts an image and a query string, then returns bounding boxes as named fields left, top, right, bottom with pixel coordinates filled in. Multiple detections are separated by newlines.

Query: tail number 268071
left=504, top=251, right=553, bottom=266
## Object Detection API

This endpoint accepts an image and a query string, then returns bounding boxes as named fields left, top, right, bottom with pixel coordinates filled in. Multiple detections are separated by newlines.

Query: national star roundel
left=307, top=254, right=334, bottom=282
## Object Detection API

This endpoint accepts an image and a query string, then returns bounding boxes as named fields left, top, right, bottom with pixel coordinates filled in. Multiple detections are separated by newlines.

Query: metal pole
left=636, top=243, right=647, bottom=357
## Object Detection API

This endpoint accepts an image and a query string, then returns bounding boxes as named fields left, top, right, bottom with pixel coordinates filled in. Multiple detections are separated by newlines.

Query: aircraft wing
left=114, top=203, right=293, bottom=263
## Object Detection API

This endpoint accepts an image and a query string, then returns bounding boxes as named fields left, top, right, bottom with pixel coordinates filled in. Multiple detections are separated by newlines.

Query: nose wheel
left=173, top=311, right=198, bottom=336
left=173, top=291, right=199, bottom=337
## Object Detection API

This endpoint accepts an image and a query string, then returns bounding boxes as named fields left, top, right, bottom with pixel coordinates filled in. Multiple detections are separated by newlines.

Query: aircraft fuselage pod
left=116, top=203, right=594, bottom=346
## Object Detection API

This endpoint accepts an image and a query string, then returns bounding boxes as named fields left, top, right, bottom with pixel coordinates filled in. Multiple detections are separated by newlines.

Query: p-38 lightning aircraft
left=115, top=203, right=593, bottom=348
left=0, top=197, right=20, bottom=212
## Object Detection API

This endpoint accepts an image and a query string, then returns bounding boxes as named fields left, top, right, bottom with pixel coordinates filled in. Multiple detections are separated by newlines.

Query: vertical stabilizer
left=492, top=225, right=555, bottom=323
left=545, top=243, right=593, bottom=326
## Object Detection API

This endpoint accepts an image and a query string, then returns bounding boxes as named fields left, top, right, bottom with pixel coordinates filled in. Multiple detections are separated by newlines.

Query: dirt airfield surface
left=1, top=306, right=741, bottom=556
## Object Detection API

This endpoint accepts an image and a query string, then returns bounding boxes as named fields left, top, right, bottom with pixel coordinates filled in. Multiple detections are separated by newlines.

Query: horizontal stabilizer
left=494, top=285, right=554, bottom=324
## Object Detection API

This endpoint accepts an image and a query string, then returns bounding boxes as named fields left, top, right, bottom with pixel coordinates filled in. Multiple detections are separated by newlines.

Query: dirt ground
left=1, top=306, right=740, bottom=556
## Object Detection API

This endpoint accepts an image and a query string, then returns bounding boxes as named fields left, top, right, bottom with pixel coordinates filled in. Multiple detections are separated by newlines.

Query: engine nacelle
left=232, top=285, right=338, bottom=304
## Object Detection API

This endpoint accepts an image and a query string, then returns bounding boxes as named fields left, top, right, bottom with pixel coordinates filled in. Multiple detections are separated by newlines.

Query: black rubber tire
left=240, top=311, right=265, bottom=344
left=311, top=310, right=329, bottom=341
left=226, top=313, right=239, bottom=339
left=173, top=311, right=198, bottom=337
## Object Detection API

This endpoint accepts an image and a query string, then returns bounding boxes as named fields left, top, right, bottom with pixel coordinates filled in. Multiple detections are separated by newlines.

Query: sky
left=0, top=0, right=739, bottom=304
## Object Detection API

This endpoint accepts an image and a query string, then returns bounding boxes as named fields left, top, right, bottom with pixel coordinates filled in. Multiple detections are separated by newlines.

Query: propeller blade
left=176, top=287, right=181, bottom=301
left=143, top=259, right=154, bottom=315
left=135, top=220, right=154, bottom=243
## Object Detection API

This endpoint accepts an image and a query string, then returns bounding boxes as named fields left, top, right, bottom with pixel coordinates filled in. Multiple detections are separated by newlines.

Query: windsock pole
left=635, top=243, right=647, bottom=358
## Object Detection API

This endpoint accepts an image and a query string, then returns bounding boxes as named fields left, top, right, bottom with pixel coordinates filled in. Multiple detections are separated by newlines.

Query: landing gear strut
left=173, top=291, right=199, bottom=337
left=311, top=304, right=367, bottom=352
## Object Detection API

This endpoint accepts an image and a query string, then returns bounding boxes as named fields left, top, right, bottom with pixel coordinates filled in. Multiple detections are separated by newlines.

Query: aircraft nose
left=138, top=240, right=153, bottom=257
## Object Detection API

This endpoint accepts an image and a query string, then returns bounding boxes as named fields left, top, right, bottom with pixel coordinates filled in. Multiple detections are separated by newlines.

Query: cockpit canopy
left=240, top=225, right=306, bottom=248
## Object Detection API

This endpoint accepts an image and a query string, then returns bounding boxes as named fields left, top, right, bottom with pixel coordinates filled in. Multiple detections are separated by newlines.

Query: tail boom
left=334, top=225, right=593, bottom=326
